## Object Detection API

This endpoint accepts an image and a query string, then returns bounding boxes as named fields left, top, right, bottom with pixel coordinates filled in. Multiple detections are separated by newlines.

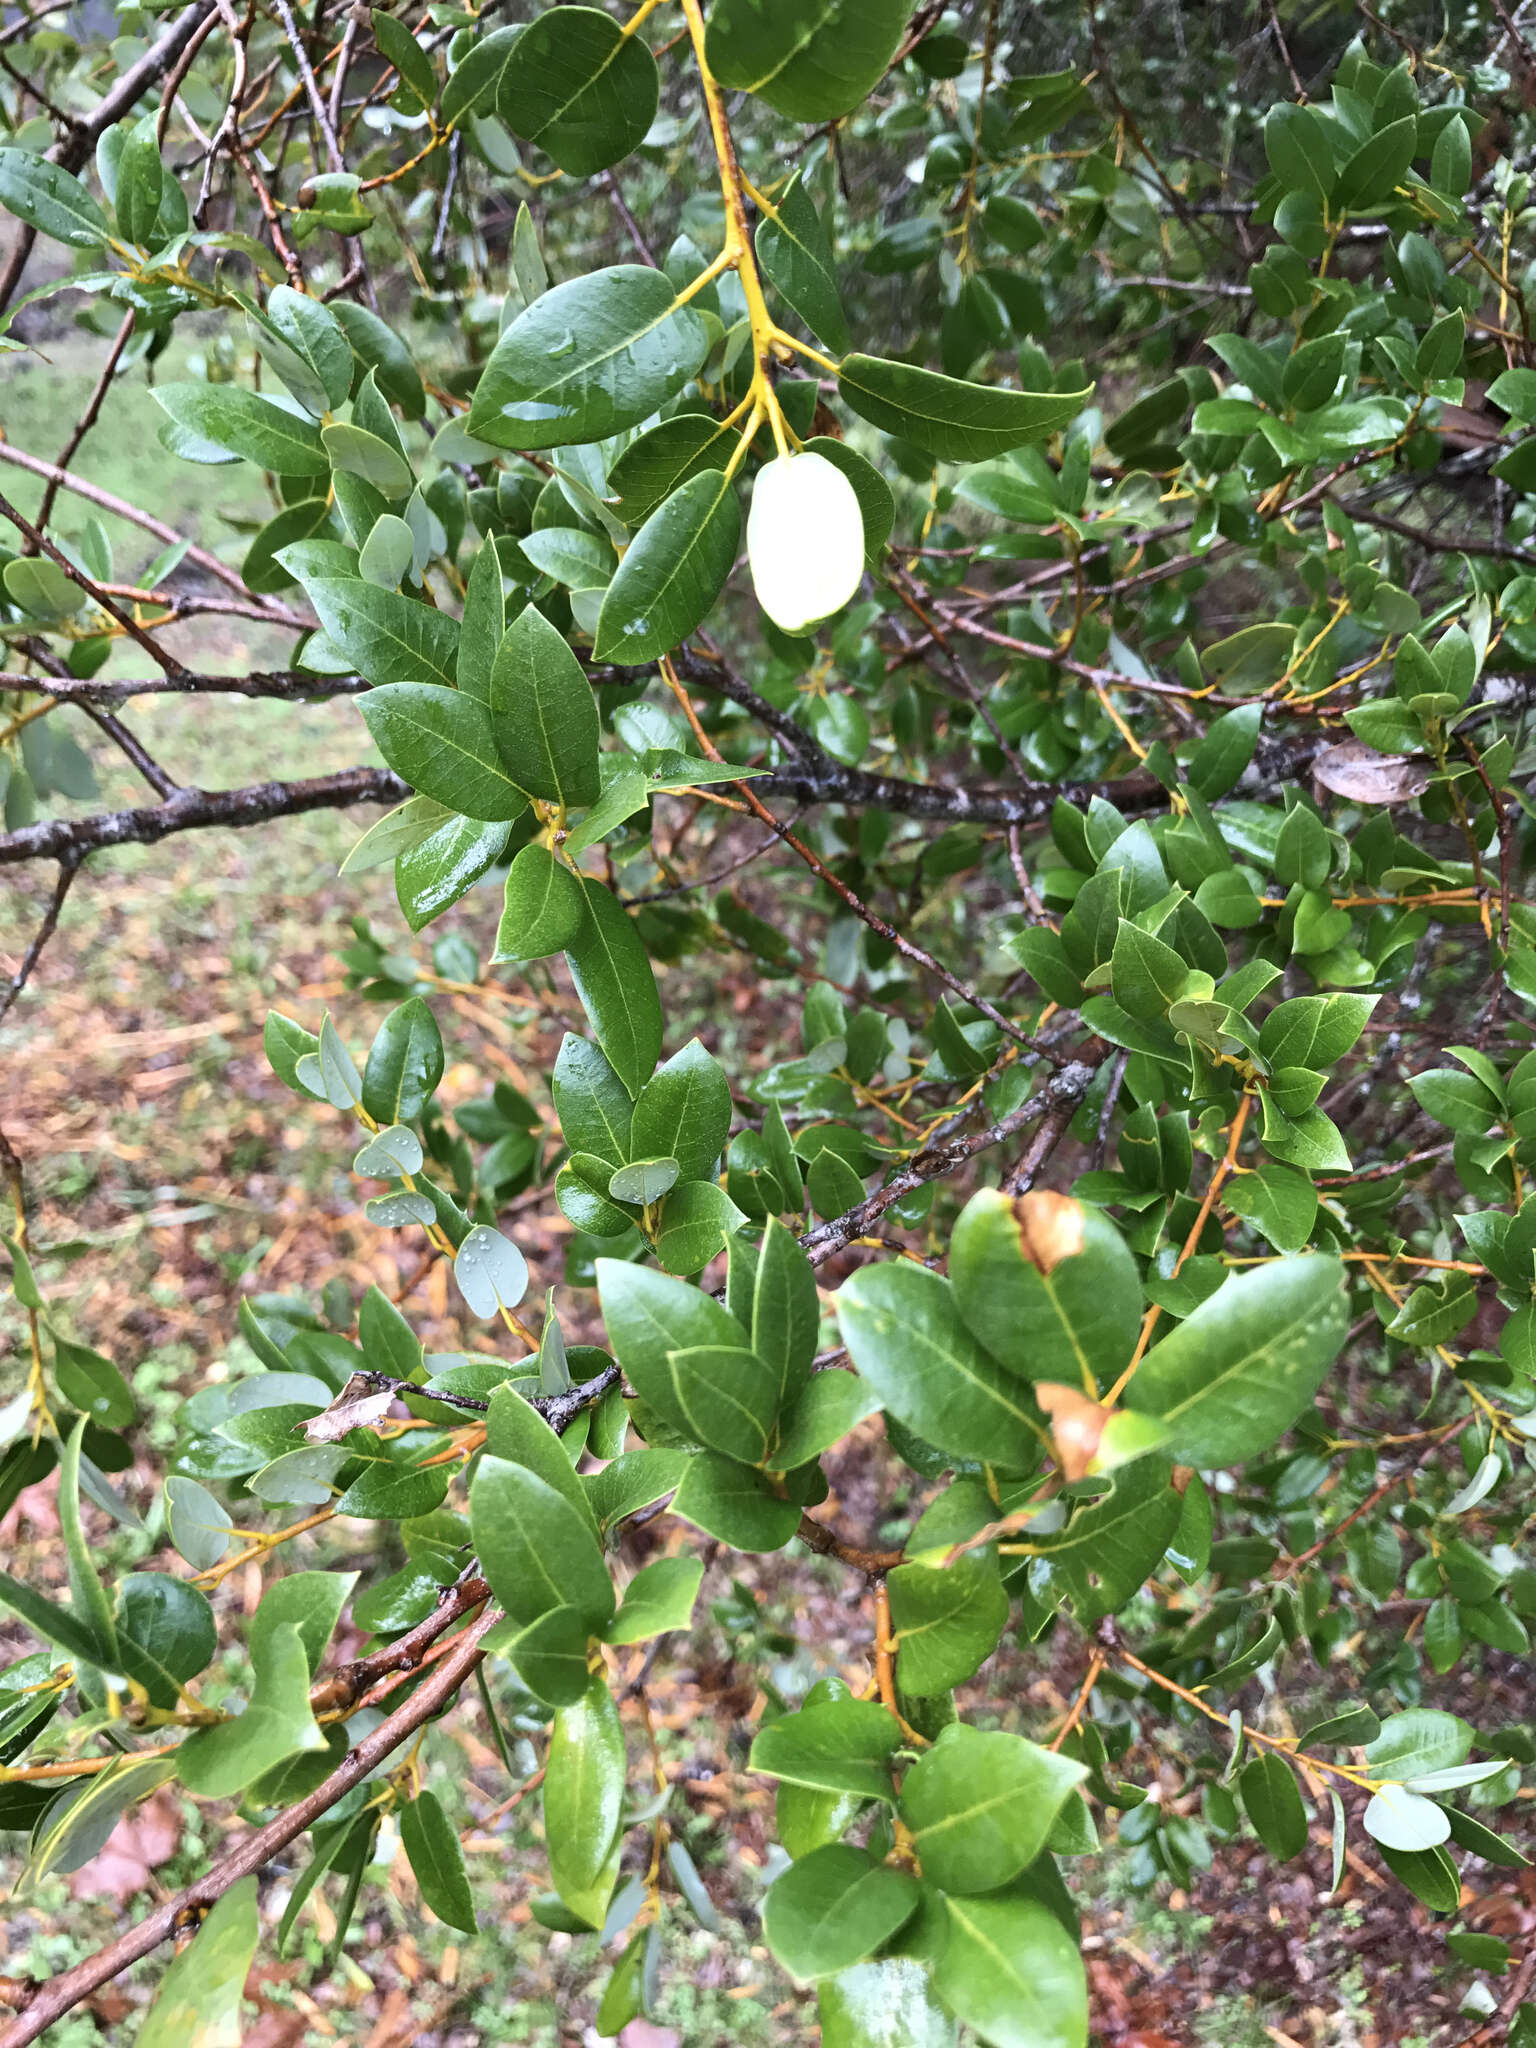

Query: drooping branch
left=0, top=1609, right=499, bottom=2048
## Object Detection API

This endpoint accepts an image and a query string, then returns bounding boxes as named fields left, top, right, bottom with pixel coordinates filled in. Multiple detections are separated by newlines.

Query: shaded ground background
left=2, top=281, right=1534, bottom=2048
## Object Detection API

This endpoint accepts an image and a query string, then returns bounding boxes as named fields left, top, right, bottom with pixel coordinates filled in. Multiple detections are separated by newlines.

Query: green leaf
left=1125, top=1256, right=1348, bottom=1466
left=117, top=1574, right=216, bottom=1708
left=177, top=1621, right=326, bottom=1798
left=1028, top=1458, right=1181, bottom=1624
left=59, top=1419, right=116, bottom=1667
left=900, top=1725, right=1088, bottom=1894
left=250, top=1570, right=354, bottom=1678
left=819, top=1959, right=957, bottom=2048
left=258, top=284, right=353, bottom=414
left=837, top=355, right=1091, bottom=462
left=113, top=114, right=163, bottom=245
left=554, top=1032, right=635, bottom=1164
left=836, top=1261, right=1041, bottom=1471
left=585, top=1446, right=687, bottom=1533
left=931, top=1891, right=1088, bottom=2048
left=372, top=9, right=437, bottom=107
left=949, top=1188, right=1141, bottom=1391
left=152, top=383, right=328, bottom=474
left=441, top=25, right=522, bottom=126
left=772, top=1371, right=880, bottom=1469
left=1378, top=1841, right=1461, bottom=1913
left=610, top=413, right=737, bottom=524
left=470, top=1454, right=615, bottom=1631
left=137, top=1876, right=258, bottom=2048
left=494, top=843, right=586, bottom=961
left=1335, top=114, right=1417, bottom=208
left=1364, top=1709, right=1472, bottom=1781
left=0, top=148, right=112, bottom=247
left=603, top=1554, right=704, bottom=1644
left=0, top=1566, right=112, bottom=1668
left=1222, top=1164, right=1317, bottom=1253
left=489, top=602, right=601, bottom=807
left=332, top=300, right=425, bottom=419
left=501, top=1604, right=591, bottom=1706
left=164, top=1473, right=233, bottom=1571
left=322, top=421, right=413, bottom=499
left=885, top=1559, right=1008, bottom=1696
left=1263, top=103, right=1337, bottom=202
left=762, top=1844, right=920, bottom=1982
left=593, top=468, right=741, bottom=664
left=630, top=1038, right=733, bottom=1182
left=362, top=996, right=443, bottom=1123
left=705, top=0, right=910, bottom=122
left=749, top=1697, right=903, bottom=1803
left=654, top=1181, right=748, bottom=1276
left=1239, top=1752, right=1308, bottom=1860
left=312, top=577, right=459, bottom=689
left=52, top=1339, right=133, bottom=1428
left=669, top=1453, right=801, bottom=1550
left=747, top=1217, right=821, bottom=1412
left=484, top=1382, right=600, bottom=1533
left=361, top=683, right=528, bottom=822
left=467, top=265, right=711, bottom=451
left=496, top=4, right=659, bottom=175
left=545, top=1676, right=626, bottom=1927
left=401, top=1789, right=477, bottom=1932
left=396, top=813, right=510, bottom=929
left=565, top=878, right=663, bottom=1096
left=756, top=171, right=850, bottom=353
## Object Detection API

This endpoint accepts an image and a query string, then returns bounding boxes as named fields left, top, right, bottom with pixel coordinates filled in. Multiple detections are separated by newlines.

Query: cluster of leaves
left=8, top=1, right=1536, bottom=2042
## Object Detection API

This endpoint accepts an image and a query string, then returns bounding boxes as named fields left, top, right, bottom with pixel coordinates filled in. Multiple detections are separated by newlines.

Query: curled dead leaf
left=1013, top=1189, right=1084, bottom=1273
left=1313, top=740, right=1431, bottom=806
left=297, top=1372, right=397, bottom=1444
left=1035, top=1381, right=1110, bottom=1482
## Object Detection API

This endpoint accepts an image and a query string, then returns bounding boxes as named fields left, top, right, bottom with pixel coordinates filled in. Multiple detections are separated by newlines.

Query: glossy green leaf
left=762, top=1843, right=920, bottom=1982
left=177, top=1621, right=326, bottom=1797
left=1125, top=1256, right=1348, bottom=1465
left=885, top=1558, right=1009, bottom=1696
left=489, top=601, right=601, bottom=808
left=401, top=1789, right=478, bottom=1932
left=0, top=147, right=112, bottom=247
left=819, top=1958, right=957, bottom=2048
left=900, top=1725, right=1088, bottom=1894
left=494, top=843, right=586, bottom=960
left=838, top=354, right=1091, bottom=461
left=565, top=877, right=663, bottom=1097
left=593, top=467, right=741, bottom=664
left=931, top=1891, right=1088, bottom=2048
left=496, top=5, right=659, bottom=175
left=545, top=1676, right=627, bottom=1927
left=470, top=1454, right=615, bottom=1630
left=836, top=1261, right=1041, bottom=1471
left=705, top=0, right=910, bottom=122
left=756, top=170, right=849, bottom=353
left=604, top=1554, right=704, bottom=1644
left=669, top=1453, right=801, bottom=1550
left=1239, top=1751, right=1309, bottom=1860
left=750, top=1697, right=903, bottom=1803
left=361, top=683, right=528, bottom=822
left=467, top=265, right=710, bottom=451
left=312, top=578, right=460, bottom=689
left=153, top=383, right=328, bottom=474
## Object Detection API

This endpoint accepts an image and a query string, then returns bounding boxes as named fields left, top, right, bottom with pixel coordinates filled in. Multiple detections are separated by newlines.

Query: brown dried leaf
left=1036, top=1381, right=1110, bottom=1482
left=1013, top=1190, right=1084, bottom=1273
left=1312, top=741, right=1431, bottom=806
left=297, top=1371, right=397, bottom=1443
